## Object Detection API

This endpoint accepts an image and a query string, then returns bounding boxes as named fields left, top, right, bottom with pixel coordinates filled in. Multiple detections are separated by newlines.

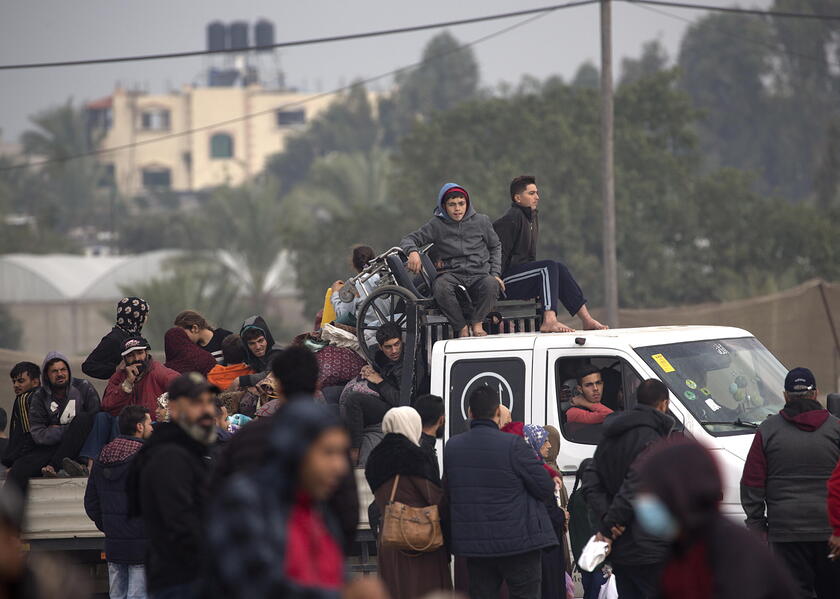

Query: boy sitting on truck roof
left=494, top=175, right=606, bottom=332
left=400, top=182, right=503, bottom=337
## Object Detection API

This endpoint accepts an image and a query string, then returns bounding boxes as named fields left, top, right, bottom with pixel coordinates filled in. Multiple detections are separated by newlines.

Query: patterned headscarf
left=116, top=297, right=149, bottom=334
left=524, top=423, right=548, bottom=461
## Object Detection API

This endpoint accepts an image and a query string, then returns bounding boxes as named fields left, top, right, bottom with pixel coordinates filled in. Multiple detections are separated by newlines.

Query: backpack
left=567, top=458, right=596, bottom=565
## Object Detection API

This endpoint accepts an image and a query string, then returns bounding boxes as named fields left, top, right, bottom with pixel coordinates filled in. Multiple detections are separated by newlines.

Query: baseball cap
left=168, top=372, right=220, bottom=401
left=120, top=336, right=150, bottom=357
left=784, top=367, right=816, bottom=392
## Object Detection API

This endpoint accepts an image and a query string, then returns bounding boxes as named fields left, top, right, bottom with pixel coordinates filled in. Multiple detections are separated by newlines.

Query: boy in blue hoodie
left=400, top=183, right=503, bottom=337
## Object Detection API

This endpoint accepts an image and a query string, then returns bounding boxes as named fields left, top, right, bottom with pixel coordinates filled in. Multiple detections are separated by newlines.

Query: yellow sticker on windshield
left=651, top=353, right=675, bottom=373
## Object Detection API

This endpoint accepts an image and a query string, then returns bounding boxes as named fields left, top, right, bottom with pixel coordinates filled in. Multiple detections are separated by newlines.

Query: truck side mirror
left=827, top=394, right=840, bottom=418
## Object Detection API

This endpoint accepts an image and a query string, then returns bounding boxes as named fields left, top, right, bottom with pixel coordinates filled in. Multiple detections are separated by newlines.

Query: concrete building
left=86, top=83, right=339, bottom=196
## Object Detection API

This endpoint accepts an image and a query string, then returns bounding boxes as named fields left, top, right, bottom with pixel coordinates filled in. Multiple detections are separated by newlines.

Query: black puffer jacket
left=493, top=203, right=538, bottom=274
left=582, top=404, right=674, bottom=565
left=84, top=436, right=146, bottom=564
left=443, top=419, right=557, bottom=557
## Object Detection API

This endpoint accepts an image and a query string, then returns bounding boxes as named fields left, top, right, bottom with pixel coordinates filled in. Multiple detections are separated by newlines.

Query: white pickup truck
left=431, top=325, right=792, bottom=520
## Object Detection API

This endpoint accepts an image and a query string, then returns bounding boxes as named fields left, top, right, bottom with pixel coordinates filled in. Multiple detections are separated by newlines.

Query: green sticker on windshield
left=684, top=390, right=696, bottom=401
left=700, top=387, right=711, bottom=396
left=685, top=379, right=697, bottom=389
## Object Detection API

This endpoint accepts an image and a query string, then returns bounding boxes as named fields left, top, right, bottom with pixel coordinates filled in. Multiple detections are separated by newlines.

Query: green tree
left=20, top=100, right=108, bottom=230
left=282, top=150, right=396, bottom=315
left=620, top=40, right=668, bottom=87
left=380, top=30, right=480, bottom=145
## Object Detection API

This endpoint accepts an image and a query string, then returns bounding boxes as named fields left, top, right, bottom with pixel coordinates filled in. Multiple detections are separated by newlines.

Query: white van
left=431, top=325, right=790, bottom=520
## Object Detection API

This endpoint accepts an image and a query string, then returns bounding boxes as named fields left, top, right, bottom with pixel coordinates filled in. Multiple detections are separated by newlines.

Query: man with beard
left=74, top=337, right=179, bottom=475
left=129, top=372, right=218, bottom=599
left=6, top=352, right=99, bottom=493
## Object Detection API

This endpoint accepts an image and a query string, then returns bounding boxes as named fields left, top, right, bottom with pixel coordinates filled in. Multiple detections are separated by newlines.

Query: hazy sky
left=0, top=0, right=770, bottom=142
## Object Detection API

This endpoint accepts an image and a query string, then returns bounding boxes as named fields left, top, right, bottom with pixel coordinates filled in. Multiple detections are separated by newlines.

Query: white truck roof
left=434, top=325, right=754, bottom=355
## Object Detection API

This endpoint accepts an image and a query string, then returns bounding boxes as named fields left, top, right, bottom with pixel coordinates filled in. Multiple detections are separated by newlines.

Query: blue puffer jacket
left=84, top=436, right=147, bottom=564
left=443, top=419, right=558, bottom=557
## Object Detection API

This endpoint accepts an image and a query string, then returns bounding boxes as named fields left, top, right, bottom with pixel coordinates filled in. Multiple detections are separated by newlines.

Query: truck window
left=555, top=356, right=641, bottom=445
left=448, top=357, right=526, bottom=437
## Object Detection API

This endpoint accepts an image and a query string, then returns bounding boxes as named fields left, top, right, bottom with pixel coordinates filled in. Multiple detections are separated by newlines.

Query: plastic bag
left=577, top=534, right=610, bottom=572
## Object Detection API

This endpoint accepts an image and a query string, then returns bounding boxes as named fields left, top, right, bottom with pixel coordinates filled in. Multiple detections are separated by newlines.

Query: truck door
left=444, top=351, right=532, bottom=439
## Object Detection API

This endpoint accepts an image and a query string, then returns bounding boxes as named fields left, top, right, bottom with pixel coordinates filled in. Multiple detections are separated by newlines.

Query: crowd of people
left=0, top=174, right=837, bottom=599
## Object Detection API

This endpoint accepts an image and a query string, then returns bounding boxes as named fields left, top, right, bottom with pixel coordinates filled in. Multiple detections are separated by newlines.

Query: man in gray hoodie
left=6, top=351, right=100, bottom=494
left=401, top=182, right=503, bottom=337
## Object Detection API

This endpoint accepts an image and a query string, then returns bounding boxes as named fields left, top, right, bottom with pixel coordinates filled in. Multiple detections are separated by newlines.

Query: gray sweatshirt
left=400, top=182, right=502, bottom=278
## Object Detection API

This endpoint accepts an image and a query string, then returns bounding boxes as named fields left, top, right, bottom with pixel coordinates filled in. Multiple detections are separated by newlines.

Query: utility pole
left=600, top=0, right=619, bottom=327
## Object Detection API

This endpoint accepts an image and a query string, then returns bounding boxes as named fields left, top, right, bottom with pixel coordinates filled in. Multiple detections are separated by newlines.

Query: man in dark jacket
left=493, top=176, right=606, bottom=332
left=342, top=323, right=428, bottom=461
left=2, top=362, right=41, bottom=471
left=130, top=373, right=218, bottom=598
left=401, top=182, right=503, bottom=337
left=6, top=352, right=100, bottom=493
left=234, top=315, right=283, bottom=388
left=415, top=393, right=445, bottom=474
left=82, top=297, right=149, bottom=380
left=443, top=386, right=557, bottom=599
left=582, top=379, right=674, bottom=599
left=741, top=367, right=840, bottom=597
left=84, top=406, right=153, bottom=599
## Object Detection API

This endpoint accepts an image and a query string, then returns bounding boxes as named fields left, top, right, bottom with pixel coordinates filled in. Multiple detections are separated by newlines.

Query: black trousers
left=773, top=541, right=840, bottom=599
left=466, top=549, right=542, bottom=599
left=342, top=393, right=390, bottom=449
left=502, top=260, right=586, bottom=316
left=5, top=411, right=94, bottom=496
left=433, top=272, right=500, bottom=332
left=612, top=562, right=663, bottom=599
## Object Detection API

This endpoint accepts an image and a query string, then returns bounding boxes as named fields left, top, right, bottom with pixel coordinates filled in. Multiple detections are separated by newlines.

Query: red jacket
left=163, top=327, right=216, bottom=376
left=102, top=360, right=179, bottom=419
left=829, top=459, right=840, bottom=536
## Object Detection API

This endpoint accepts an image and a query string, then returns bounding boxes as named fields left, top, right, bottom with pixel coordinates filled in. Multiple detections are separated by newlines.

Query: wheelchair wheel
left=356, top=285, right=417, bottom=362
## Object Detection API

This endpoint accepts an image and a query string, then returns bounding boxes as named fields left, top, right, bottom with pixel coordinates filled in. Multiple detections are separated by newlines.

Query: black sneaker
left=62, top=457, right=89, bottom=477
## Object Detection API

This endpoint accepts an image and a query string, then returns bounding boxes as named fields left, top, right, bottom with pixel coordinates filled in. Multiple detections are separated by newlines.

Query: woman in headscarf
left=82, top=297, right=149, bottom=380
left=203, top=401, right=354, bottom=599
left=544, top=424, right=573, bottom=575
left=365, top=406, right=451, bottom=599
left=637, top=438, right=798, bottom=599
left=524, top=423, right=568, bottom=599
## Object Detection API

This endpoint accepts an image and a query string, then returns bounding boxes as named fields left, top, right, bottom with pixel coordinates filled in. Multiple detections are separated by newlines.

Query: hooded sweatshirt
left=400, top=183, right=502, bottom=279
left=238, top=315, right=284, bottom=388
left=29, top=351, right=101, bottom=446
left=741, top=397, right=840, bottom=542
left=164, top=327, right=217, bottom=376
left=583, top=404, right=674, bottom=565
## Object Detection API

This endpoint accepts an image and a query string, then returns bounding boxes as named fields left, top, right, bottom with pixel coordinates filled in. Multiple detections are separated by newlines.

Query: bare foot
left=349, top=448, right=360, bottom=467
left=471, top=324, right=488, bottom=337
left=457, top=326, right=470, bottom=338
left=582, top=318, right=609, bottom=330
left=41, top=465, right=57, bottom=478
left=540, top=321, right=575, bottom=333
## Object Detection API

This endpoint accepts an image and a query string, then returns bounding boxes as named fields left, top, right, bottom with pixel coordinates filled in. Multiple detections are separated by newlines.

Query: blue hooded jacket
left=400, top=183, right=502, bottom=278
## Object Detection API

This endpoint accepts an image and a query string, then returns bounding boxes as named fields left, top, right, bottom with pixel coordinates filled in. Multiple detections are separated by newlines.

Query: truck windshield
left=635, top=337, right=787, bottom=435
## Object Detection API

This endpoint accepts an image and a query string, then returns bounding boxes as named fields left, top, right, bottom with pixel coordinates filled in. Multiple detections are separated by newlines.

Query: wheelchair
left=342, top=245, right=542, bottom=367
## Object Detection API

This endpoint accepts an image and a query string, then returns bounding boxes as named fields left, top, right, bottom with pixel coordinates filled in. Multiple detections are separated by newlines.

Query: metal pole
left=600, top=0, right=619, bottom=327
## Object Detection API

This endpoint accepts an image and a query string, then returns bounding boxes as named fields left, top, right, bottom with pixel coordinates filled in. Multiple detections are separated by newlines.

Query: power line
left=0, top=1, right=598, bottom=71
left=625, top=0, right=840, bottom=21
left=0, top=5, right=565, bottom=172
left=3, top=0, right=839, bottom=71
